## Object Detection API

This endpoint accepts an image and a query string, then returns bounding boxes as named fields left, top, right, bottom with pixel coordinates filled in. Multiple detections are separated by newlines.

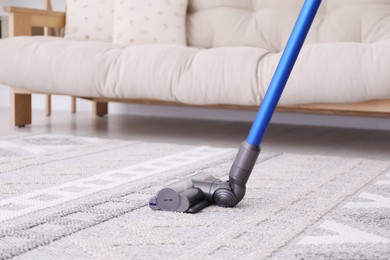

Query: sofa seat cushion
left=0, top=36, right=389, bottom=106
left=0, top=36, right=264, bottom=106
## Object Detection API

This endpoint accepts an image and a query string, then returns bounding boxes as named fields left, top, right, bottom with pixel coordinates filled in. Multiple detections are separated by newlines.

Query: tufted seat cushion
left=0, top=37, right=266, bottom=105
left=0, top=36, right=389, bottom=106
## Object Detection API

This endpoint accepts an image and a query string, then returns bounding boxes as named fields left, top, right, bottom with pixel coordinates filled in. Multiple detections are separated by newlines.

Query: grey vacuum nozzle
left=150, top=141, right=260, bottom=213
left=149, top=174, right=218, bottom=213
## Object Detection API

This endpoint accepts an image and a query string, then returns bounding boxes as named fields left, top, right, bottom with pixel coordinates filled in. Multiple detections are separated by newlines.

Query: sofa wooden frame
left=4, top=6, right=390, bottom=127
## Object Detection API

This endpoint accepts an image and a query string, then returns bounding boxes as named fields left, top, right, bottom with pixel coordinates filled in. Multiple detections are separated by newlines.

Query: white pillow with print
left=113, top=0, right=188, bottom=45
left=65, top=0, right=114, bottom=42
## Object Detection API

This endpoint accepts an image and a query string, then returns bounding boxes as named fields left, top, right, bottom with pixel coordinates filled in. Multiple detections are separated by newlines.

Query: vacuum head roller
left=149, top=0, right=322, bottom=213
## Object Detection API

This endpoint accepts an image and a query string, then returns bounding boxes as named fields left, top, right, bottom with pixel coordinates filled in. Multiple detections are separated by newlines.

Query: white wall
left=1, top=1, right=389, bottom=130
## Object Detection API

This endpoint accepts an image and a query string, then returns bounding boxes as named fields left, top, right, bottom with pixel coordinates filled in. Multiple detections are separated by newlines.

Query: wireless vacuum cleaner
left=150, top=0, right=322, bottom=213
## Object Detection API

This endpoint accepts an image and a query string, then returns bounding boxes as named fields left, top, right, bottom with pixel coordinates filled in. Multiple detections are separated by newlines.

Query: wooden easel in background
left=44, top=0, right=76, bottom=116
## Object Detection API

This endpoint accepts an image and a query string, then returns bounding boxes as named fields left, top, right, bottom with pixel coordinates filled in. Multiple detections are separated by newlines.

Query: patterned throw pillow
left=112, top=0, right=188, bottom=45
left=64, top=0, right=114, bottom=42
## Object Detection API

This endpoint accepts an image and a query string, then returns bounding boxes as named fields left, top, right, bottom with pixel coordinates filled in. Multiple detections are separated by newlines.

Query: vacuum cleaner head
left=149, top=142, right=260, bottom=213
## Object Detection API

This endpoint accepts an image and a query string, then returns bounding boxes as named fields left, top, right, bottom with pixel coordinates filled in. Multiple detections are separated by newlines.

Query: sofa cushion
left=113, top=0, right=188, bottom=45
left=0, top=37, right=389, bottom=106
left=65, top=0, right=114, bottom=42
left=0, top=37, right=263, bottom=105
left=187, top=0, right=390, bottom=50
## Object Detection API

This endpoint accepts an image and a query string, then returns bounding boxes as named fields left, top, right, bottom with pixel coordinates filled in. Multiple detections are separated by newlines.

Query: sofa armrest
left=3, top=6, right=65, bottom=37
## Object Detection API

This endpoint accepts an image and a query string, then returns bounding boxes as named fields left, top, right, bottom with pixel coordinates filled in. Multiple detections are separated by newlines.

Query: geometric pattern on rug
left=274, top=169, right=390, bottom=260
left=0, top=146, right=231, bottom=222
left=0, top=134, right=389, bottom=259
left=0, top=134, right=101, bottom=158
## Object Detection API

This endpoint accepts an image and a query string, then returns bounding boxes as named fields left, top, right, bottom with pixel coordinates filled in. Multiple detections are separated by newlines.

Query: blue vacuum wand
left=150, top=0, right=322, bottom=213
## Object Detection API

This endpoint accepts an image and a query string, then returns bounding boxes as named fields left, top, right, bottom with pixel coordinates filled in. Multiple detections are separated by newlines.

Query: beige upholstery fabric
left=0, top=36, right=389, bottom=106
left=0, top=37, right=262, bottom=105
left=0, top=0, right=389, bottom=106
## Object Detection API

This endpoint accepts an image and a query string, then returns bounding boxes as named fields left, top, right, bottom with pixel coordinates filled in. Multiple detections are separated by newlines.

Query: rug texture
left=0, top=133, right=389, bottom=260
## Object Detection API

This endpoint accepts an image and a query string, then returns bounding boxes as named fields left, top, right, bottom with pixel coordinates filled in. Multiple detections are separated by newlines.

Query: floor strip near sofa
left=0, top=146, right=233, bottom=223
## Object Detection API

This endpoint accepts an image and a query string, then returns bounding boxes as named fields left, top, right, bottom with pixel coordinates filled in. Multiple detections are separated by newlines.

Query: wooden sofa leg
left=71, top=96, right=77, bottom=113
left=46, top=95, right=51, bottom=116
left=92, top=101, right=108, bottom=117
left=10, top=89, right=32, bottom=127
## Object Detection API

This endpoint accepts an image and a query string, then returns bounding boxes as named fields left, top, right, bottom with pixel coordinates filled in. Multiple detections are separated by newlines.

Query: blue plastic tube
left=246, top=0, right=322, bottom=147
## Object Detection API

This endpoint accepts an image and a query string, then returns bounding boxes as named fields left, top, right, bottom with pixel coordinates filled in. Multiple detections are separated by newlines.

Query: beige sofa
left=0, top=0, right=390, bottom=127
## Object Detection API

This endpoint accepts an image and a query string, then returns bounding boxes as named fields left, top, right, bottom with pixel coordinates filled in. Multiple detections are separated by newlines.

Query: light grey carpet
left=0, top=133, right=389, bottom=260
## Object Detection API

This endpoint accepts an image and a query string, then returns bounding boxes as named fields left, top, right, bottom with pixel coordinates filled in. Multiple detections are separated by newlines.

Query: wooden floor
left=1, top=108, right=390, bottom=161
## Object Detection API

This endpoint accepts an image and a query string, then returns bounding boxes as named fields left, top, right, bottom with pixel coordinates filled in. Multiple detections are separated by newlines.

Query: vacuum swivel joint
left=210, top=141, right=261, bottom=208
left=227, top=141, right=261, bottom=204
